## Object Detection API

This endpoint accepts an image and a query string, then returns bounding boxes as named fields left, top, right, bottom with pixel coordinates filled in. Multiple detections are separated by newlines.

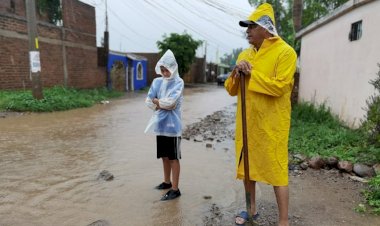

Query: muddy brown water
left=0, top=85, right=241, bottom=226
left=1, top=84, right=380, bottom=226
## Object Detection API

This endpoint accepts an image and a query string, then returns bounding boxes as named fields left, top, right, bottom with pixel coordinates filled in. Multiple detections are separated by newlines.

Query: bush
left=362, top=64, right=380, bottom=147
left=364, top=175, right=380, bottom=214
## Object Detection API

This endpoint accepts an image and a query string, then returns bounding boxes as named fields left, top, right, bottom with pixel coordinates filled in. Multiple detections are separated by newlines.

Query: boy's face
left=160, top=66, right=171, bottom=78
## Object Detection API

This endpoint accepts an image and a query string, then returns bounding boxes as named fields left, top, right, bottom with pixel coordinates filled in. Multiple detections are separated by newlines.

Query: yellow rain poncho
left=225, top=4, right=297, bottom=186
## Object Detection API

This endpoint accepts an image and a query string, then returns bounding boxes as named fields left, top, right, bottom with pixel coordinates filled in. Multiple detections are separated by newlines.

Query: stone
left=300, top=162, right=309, bottom=170
left=206, top=143, right=213, bottom=148
left=293, top=154, right=307, bottom=163
left=87, top=219, right=110, bottom=226
left=325, top=156, right=339, bottom=167
left=373, top=163, right=380, bottom=176
left=308, top=156, right=325, bottom=169
left=194, top=135, right=203, bottom=142
left=337, top=161, right=353, bottom=173
left=98, top=170, right=114, bottom=181
left=353, top=163, right=376, bottom=178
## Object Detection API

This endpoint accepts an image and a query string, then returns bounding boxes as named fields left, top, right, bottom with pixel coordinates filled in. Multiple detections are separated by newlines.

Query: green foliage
left=362, top=64, right=380, bottom=146
left=289, top=102, right=380, bottom=164
left=220, top=48, right=243, bottom=66
left=156, top=33, right=202, bottom=76
left=37, top=0, right=62, bottom=24
left=0, top=86, right=123, bottom=112
left=354, top=203, right=367, bottom=213
left=302, top=0, right=348, bottom=27
left=247, top=0, right=349, bottom=47
left=363, top=175, right=380, bottom=214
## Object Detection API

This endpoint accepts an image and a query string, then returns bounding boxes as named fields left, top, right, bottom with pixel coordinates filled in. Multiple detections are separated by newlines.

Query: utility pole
left=104, top=0, right=110, bottom=90
left=203, top=40, right=207, bottom=83
left=26, top=0, right=44, bottom=99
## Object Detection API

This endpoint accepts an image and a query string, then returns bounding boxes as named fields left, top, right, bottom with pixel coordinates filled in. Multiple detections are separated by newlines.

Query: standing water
left=0, top=85, right=242, bottom=226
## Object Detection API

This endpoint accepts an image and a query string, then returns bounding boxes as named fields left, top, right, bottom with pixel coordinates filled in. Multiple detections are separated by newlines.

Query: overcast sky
left=79, top=0, right=254, bottom=63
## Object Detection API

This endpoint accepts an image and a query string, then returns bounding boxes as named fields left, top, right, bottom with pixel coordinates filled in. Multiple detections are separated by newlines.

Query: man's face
left=246, top=23, right=266, bottom=49
left=160, top=66, right=171, bottom=78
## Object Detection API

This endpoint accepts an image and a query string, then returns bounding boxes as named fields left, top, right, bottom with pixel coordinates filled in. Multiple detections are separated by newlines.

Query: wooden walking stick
left=240, top=71, right=253, bottom=225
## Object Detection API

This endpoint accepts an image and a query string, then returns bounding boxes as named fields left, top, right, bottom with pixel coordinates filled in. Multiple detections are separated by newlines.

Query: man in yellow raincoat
left=224, top=3, right=296, bottom=226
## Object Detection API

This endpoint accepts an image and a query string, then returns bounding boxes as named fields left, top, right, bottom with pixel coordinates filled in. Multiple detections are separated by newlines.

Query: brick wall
left=0, top=0, right=105, bottom=90
left=0, top=0, right=26, bottom=17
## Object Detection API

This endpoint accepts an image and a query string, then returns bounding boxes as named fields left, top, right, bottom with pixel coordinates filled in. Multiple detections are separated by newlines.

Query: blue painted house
left=107, top=50, right=147, bottom=91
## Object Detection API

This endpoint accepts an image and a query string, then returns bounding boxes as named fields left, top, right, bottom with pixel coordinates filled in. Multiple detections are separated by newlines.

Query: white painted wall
left=298, top=0, right=380, bottom=127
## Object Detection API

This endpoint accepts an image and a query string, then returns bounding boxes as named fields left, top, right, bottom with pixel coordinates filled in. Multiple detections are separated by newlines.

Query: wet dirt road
left=0, top=85, right=241, bottom=226
left=1, top=84, right=380, bottom=226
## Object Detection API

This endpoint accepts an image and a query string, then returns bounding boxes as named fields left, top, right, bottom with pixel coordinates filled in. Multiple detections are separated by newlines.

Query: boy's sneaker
left=155, top=182, right=172, bottom=190
left=160, top=189, right=181, bottom=201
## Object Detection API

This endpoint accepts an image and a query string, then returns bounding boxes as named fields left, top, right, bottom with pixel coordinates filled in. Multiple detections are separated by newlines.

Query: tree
left=37, top=0, right=62, bottom=25
left=301, top=0, right=348, bottom=28
left=220, top=48, right=243, bottom=66
left=156, top=33, right=202, bottom=76
left=293, top=0, right=303, bottom=32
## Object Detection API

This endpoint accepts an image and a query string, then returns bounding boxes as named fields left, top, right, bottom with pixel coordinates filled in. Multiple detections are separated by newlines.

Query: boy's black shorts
left=156, top=136, right=181, bottom=160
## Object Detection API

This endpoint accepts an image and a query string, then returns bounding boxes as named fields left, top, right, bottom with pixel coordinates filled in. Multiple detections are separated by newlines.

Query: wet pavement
left=0, top=85, right=241, bottom=226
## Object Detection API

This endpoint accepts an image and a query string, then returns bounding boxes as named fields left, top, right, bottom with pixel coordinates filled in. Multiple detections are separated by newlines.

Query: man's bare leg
left=236, top=180, right=257, bottom=224
left=274, top=186, right=289, bottom=226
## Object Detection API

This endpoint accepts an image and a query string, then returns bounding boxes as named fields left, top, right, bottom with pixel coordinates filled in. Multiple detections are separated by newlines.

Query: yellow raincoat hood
left=239, top=3, right=278, bottom=36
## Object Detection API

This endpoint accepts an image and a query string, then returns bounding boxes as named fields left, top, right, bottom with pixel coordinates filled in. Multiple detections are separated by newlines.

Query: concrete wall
left=0, top=0, right=105, bottom=90
left=298, top=0, right=380, bottom=127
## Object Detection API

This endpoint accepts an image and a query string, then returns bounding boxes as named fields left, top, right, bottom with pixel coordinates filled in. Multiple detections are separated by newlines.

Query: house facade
left=107, top=51, right=147, bottom=91
left=0, top=0, right=105, bottom=90
left=296, top=0, right=380, bottom=127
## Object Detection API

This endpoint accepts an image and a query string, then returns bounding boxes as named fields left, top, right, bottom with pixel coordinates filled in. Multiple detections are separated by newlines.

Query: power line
left=172, top=0, right=242, bottom=37
left=144, top=0, right=234, bottom=51
left=107, top=7, right=156, bottom=42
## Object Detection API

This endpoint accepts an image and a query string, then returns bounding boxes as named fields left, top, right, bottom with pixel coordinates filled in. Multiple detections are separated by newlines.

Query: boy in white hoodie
left=145, top=49, right=184, bottom=201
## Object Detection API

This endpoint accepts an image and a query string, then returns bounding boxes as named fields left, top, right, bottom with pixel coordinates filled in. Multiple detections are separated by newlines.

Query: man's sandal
left=235, top=211, right=260, bottom=225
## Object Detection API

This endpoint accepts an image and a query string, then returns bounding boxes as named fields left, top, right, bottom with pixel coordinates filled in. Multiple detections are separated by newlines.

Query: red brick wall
left=62, top=0, right=96, bottom=34
left=0, top=0, right=26, bottom=17
left=0, top=36, right=29, bottom=89
left=0, top=0, right=105, bottom=90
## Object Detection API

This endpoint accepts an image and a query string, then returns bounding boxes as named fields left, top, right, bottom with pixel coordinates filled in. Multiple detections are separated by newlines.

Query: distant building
left=107, top=51, right=147, bottom=91
left=296, top=0, right=380, bottom=127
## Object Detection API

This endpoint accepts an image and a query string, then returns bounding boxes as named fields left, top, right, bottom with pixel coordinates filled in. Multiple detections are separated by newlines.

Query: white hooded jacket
left=144, top=50, right=184, bottom=137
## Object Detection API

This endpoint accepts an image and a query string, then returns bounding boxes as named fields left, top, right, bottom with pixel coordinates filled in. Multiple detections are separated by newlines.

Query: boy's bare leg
left=170, top=159, right=180, bottom=190
left=274, top=186, right=289, bottom=226
left=162, top=157, right=171, bottom=183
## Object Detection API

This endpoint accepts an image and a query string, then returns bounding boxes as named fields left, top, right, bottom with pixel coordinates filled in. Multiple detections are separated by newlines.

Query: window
left=349, top=20, right=362, bottom=41
left=136, top=62, right=143, bottom=80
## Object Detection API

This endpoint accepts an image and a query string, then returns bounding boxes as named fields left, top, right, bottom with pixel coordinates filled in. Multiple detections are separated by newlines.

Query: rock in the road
left=87, top=219, right=110, bottom=226
left=98, top=170, right=114, bottom=181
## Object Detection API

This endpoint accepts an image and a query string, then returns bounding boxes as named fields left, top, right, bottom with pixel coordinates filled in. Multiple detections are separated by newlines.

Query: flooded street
left=0, top=85, right=241, bottom=226
left=1, top=84, right=380, bottom=226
